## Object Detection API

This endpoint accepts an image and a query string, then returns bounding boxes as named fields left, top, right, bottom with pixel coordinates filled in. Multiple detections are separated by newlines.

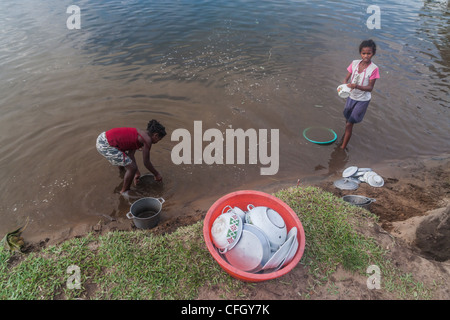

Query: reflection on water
left=327, top=146, right=350, bottom=176
left=0, top=0, right=448, bottom=240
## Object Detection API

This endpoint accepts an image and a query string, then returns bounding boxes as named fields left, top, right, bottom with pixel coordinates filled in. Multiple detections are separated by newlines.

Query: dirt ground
left=23, top=154, right=450, bottom=300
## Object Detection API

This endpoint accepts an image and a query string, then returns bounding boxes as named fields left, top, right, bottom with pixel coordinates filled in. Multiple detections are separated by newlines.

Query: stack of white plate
left=334, top=166, right=384, bottom=190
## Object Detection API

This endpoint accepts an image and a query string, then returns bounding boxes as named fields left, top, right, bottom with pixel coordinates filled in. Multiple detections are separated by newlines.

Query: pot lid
left=334, top=178, right=359, bottom=190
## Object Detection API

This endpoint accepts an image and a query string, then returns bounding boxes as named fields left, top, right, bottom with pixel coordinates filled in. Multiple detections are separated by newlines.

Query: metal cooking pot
left=342, top=195, right=376, bottom=210
left=126, top=197, right=164, bottom=229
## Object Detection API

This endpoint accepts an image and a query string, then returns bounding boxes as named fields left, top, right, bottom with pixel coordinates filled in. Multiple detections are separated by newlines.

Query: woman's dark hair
left=359, top=39, right=377, bottom=55
left=147, top=119, right=166, bottom=138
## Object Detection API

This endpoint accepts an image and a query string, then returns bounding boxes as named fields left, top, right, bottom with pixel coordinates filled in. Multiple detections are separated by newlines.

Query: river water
left=0, top=0, right=448, bottom=241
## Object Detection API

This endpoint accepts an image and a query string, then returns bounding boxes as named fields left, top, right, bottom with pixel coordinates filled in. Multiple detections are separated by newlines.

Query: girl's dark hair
left=147, top=119, right=166, bottom=138
left=359, top=39, right=377, bottom=55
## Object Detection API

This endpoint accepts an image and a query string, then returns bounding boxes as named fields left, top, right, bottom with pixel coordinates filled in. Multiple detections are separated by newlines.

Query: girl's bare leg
left=120, top=162, right=137, bottom=194
left=340, top=122, right=353, bottom=150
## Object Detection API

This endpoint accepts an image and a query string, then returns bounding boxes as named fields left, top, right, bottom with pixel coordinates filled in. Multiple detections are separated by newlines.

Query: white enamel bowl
left=337, top=84, right=351, bottom=98
left=246, top=205, right=287, bottom=251
left=211, top=210, right=243, bottom=253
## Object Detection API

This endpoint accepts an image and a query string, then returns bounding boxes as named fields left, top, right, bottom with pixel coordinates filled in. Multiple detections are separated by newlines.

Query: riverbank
left=2, top=154, right=449, bottom=300
left=317, top=154, right=450, bottom=261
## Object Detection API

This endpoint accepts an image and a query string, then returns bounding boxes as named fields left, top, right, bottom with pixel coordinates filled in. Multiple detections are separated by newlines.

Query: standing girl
left=340, top=39, right=380, bottom=150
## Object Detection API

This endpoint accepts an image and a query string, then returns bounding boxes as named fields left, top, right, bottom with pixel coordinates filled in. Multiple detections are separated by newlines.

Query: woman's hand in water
left=154, top=173, right=163, bottom=182
left=133, top=170, right=141, bottom=185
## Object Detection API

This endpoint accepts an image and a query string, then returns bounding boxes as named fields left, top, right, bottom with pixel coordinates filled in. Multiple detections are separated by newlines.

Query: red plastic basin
left=203, top=190, right=306, bottom=282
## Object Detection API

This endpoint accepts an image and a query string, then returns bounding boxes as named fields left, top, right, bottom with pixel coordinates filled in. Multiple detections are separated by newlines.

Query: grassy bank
left=0, top=186, right=434, bottom=300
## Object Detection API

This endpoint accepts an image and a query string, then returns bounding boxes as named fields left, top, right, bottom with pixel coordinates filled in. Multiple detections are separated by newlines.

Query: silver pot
left=342, top=195, right=376, bottom=210
left=126, top=197, right=164, bottom=229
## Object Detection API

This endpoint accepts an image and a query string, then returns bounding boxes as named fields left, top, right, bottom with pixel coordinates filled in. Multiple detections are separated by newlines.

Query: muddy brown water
left=0, top=1, right=448, bottom=242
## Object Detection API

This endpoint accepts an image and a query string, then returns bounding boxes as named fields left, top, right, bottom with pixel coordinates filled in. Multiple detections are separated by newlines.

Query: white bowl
left=246, top=205, right=287, bottom=251
left=267, top=208, right=286, bottom=228
left=211, top=210, right=243, bottom=253
left=337, top=84, right=351, bottom=98
left=221, top=205, right=246, bottom=220
left=245, top=204, right=266, bottom=224
left=233, top=206, right=246, bottom=220
left=224, top=223, right=271, bottom=272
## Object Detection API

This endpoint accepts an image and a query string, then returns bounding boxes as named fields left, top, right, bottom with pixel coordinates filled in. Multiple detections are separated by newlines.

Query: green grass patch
left=275, top=186, right=383, bottom=279
left=0, top=223, right=243, bottom=300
